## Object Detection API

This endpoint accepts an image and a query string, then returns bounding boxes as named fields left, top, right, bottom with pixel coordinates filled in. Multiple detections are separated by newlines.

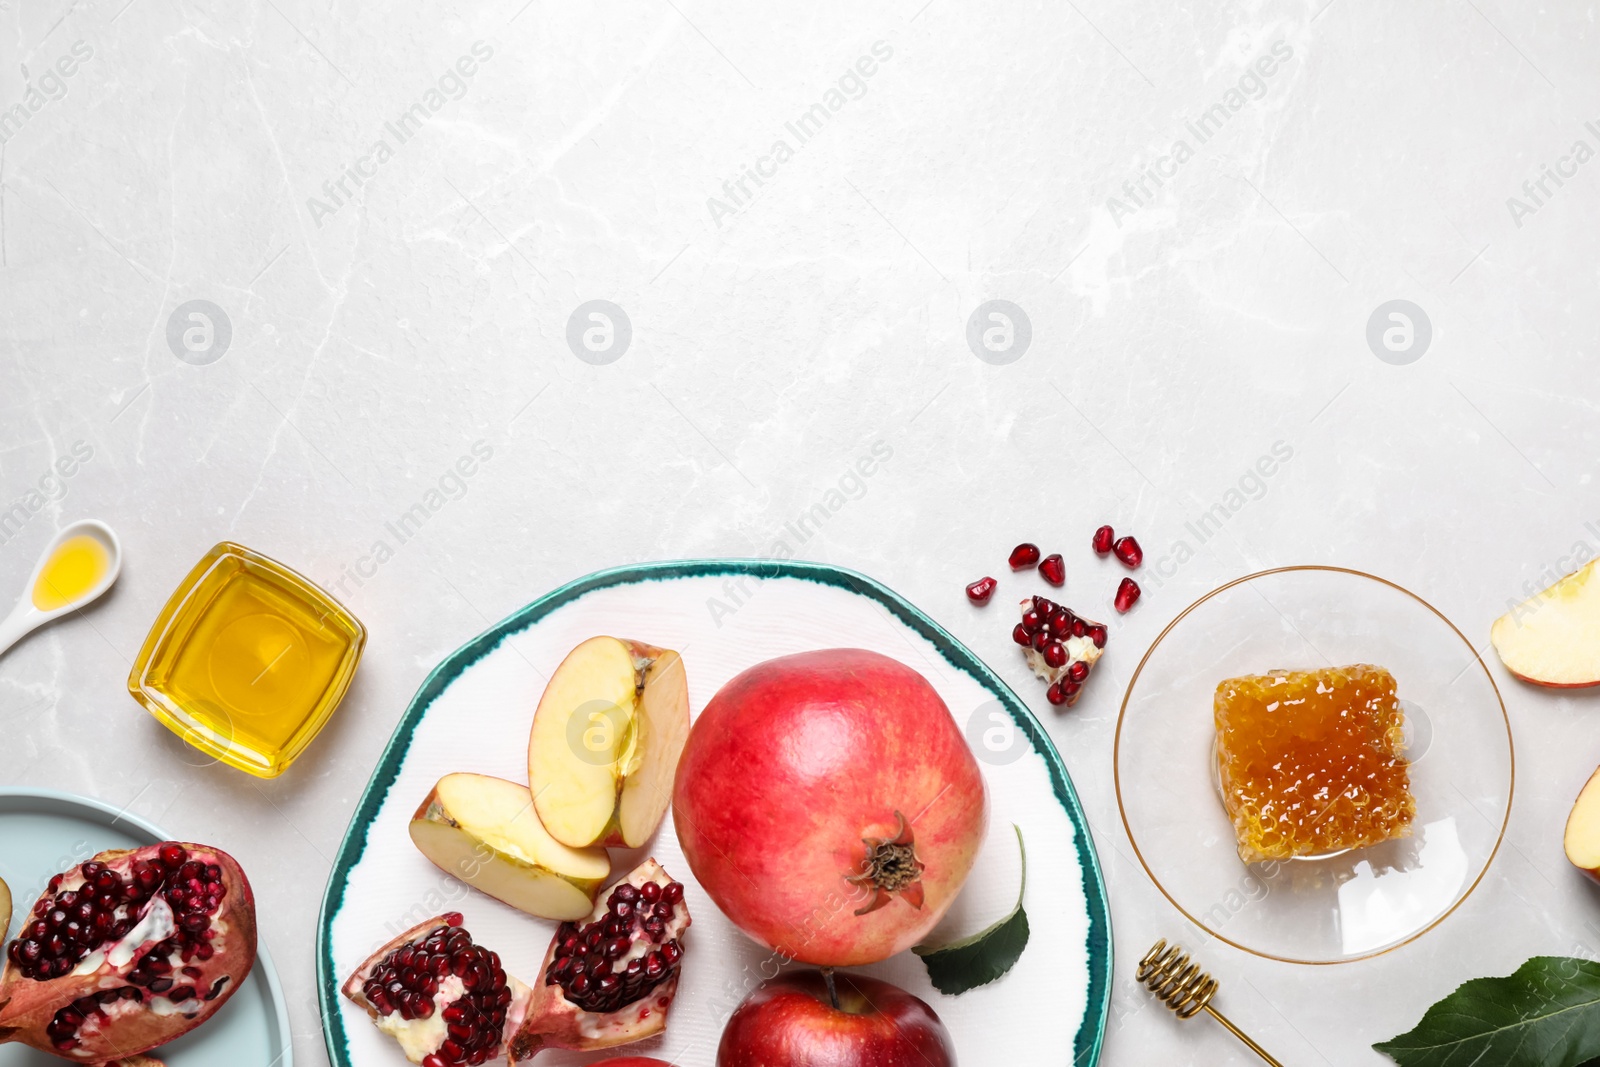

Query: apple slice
left=410, top=772, right=610, bottom=922
left=1491, top=558, right=1600, bottom=687
left=0, top=874, right=10, bottom=939
left=1566, top=766, right=1600, bottom=882
left=529, top=636, right=690, bottom=849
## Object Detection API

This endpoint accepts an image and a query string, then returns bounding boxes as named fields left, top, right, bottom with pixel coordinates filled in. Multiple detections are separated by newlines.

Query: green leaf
left=1375, top=956, right=1600, bottom=1067
left=912, top=824, right=1029, bottom=995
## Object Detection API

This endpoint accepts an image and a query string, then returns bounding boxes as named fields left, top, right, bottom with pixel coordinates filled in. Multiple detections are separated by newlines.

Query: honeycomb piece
left=1215, top=664, right=1415, bottom=864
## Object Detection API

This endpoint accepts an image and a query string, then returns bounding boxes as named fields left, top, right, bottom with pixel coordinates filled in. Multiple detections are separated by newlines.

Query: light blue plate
left=317, top=560, right=1113, bottom=1066
left=0, top=788, right=293, bottom=1067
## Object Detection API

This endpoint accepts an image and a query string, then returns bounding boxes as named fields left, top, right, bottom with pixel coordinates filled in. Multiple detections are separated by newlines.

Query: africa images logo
left=306, top=42, right=494, bottom=228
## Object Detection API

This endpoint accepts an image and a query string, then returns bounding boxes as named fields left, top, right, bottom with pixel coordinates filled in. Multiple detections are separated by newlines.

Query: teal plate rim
left=315, top=558, right=1113, bottom=1066
left=0, top=786, right=294, bottom=1066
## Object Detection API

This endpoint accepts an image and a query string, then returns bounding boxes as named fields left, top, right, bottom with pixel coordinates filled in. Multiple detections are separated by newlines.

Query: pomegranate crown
left=844, top=811, right=926, bottom=916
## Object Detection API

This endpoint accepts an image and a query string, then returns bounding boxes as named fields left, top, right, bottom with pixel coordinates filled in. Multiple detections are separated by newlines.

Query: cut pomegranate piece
left=1092, top=525, right=1115, bottom=555
left=1115, top=577, right=1141, bottom=613
left=0, top=843, right=256, bottom=1065
left=1007, top=544, right=1040, bottom=570
left=1113, top=536, right=1143, bottom=568
left=1037, top=554, right=1065, bottom=586
left=508, top=859, right=690, bottom=1060
left=342, top=912, right=531, bottom=1066
left=965, top=577, right=998, bottom=605
left=1014, top=598, right=1105, bottom=708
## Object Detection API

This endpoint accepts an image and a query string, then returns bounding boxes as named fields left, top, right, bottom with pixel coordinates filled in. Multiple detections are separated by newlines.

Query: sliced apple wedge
left=410, top=772, right=610, bottom=921
left=0, top=874, right=10, bottom=939
left=529, top=636, right=691, bottom=849
left=1492, top=557, right=1600, bottom=687
left=1566, top=766, right=1600, bottom=882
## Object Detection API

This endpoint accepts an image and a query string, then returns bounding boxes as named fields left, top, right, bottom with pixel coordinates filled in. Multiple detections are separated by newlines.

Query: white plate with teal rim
left=0, top=788, right=293, bottom=1066
left=317, top=560, right=1112, bottom=1066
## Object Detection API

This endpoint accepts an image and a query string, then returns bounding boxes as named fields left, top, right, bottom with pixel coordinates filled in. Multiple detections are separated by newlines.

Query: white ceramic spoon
left=0, top=519, right=122, bottom=659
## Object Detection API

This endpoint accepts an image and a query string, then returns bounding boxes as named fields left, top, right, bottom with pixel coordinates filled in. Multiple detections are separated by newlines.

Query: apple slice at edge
left=1491, top=557, right=1600, bottom=688
left=1567, top=766, right=1600, bottom=879
left=411, top=772, right=609, bottom=922
left=615, top=648, right=691, bottom=848
left=0, top=874, right=10, bottom=941
left=529, top=636, right=641, bottom=848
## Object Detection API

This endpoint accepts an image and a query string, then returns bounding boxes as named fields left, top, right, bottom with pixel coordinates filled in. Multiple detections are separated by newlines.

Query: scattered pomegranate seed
left=1115, top=577, right=1141, bottom=613
left=1008, top=543, right=1041, bottom=570
left=1038, top=554, right=1065, bottom=586
left=1092, top=525, right=1115, bottom=555
left=1113, top=536, right=1143, bottom=568
left=966, top=577, right=998, bottom=605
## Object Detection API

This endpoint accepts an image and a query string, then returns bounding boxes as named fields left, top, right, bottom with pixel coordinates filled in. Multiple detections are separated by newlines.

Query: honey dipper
left=1137, top=939, right=1284, bottom=1065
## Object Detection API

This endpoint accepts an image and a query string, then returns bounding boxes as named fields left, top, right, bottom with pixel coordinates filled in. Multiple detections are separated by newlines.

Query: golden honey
left=1215, top=664, right=1415, bottom=864
left=33, top=534, right=112, bottom=611
left=129, top=542, right=365, bottom=778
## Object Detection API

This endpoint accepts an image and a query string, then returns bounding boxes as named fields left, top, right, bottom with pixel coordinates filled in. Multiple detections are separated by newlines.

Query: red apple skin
left=673, top=648, right=988, bottom=967
left=717, top=971, right=956, bottom=1067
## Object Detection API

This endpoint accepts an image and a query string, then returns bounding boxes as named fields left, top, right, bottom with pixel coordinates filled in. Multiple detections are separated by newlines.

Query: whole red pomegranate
left=673, top=648, right=988, bottom=966
left=0, top=841, right=257, bottom=1064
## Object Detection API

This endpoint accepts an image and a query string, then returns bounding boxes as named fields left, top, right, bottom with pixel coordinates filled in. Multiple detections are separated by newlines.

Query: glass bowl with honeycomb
left=1115, top=566, right=1512, bottom=964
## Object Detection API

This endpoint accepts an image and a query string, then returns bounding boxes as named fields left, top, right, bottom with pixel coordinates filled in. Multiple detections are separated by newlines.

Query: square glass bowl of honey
left=129, top=542, right=366, bottom=778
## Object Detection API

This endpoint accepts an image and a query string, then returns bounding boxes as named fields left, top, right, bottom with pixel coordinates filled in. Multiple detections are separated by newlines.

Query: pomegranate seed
left=1063, top=678, right=1082, bottom=696
left=1038, top=554, right=1065, bottom=586
left=1020, top=609, right=1042, bottom=631
left=1008, top=543, right=1041, bottom=570
left=1113, top=536, right=1143, bottom=568
left=1030, top=630, right=1049, bottom=651
left=1043, top=642, right=1068, bottom=668
left=1092, top=525, right=1115, bottom=555
left=1033, top=596, right=1057, bottom=616
left=1068, top=660, right=1090, bottom=682
left=966, top=576, right=998, bottom=605
left=1046, top=682, right=1068, bottom=705
left=1115, top=577, right=1141, bottom=613
left=1047, top=610, right=1072, bottom=636
left=1089, top=624, right=1108, bottom=648
left=1011, top=624, right=1031, bottom=646
left=443, top=912, right=464, bottom=927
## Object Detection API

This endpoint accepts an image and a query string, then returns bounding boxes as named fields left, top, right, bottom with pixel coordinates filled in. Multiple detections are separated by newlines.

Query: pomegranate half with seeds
left=673, top=648, right=988, bottom=967
left=342, top=913, right=531, bottom=1066
left=508, top=859, right=690, bottom=1060
left=0, top=841, right=257, bottom=1065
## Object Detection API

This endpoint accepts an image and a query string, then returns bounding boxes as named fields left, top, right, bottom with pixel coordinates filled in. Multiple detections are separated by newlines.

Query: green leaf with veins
left=1374, top=956, right=1600, bottom=1067
left=912, top=824, right=1028, bottom=996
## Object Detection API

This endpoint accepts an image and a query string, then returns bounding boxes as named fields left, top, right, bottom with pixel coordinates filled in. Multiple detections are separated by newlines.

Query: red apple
left=717, top=971, right=956, bottom=1066
left=673, top=648, right=987, bottom=967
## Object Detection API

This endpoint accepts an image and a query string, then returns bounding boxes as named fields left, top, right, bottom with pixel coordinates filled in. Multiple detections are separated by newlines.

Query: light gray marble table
left=1, top=1, right=1596, bottom=1063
